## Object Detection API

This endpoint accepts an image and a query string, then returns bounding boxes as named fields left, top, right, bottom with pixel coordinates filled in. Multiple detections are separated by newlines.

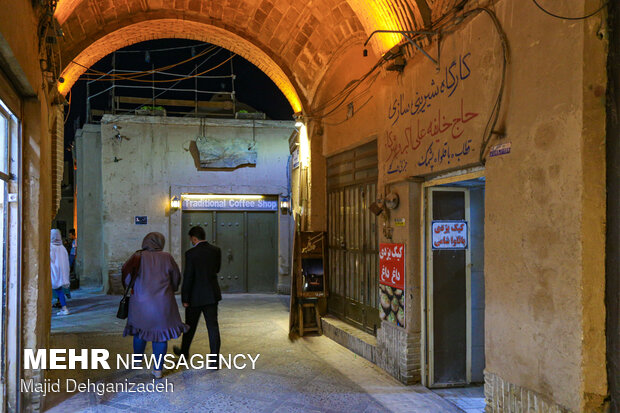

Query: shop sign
left=431, top=221, right=468, bottom=249
left=394, top=218, right=406, bottom=227
left=182, top=195, right=278, bottom=211
left=292, top=148, right=300, bottom=169
left=489, top=142, right=511, bottom=157
left=379, top=243, right=405, bottom=328
left=381, top=18, right=503, bottom=179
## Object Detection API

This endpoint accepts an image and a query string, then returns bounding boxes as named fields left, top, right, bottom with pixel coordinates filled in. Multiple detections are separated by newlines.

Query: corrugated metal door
left=327, top=141, right=379, bottom=334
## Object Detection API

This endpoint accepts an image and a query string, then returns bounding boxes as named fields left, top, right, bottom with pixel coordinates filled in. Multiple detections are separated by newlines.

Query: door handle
left=227, top=249, right=233, bottom=262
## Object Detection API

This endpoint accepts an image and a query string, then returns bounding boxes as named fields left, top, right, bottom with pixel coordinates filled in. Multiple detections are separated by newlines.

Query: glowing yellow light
left=54, top=0, right=84, bottom=25
left=299, top=124, right=310, bottom=167
left=346, top=0, right=404, bottom=54
left=182, top=194, right=264, bottom=200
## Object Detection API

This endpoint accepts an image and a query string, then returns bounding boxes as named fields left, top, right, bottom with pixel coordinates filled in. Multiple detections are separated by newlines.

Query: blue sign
left=489, top=142, right=511, bottom=157
left=182, top=195, right=278, bottom=211
left=135, top=216, right=148, bottom=225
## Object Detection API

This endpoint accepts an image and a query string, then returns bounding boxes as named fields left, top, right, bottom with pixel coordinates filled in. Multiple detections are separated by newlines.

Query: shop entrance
left=181, top=211, right=278, bottom=293
left=326, top=141, right=379, bottom=335
left=424, top=176, right=485, bottom=387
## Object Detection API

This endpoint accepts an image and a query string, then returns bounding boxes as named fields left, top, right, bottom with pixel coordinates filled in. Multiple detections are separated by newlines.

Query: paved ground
left=432, top=387, right=485, bottom=413
left=46, top=290, right=472, bottom=412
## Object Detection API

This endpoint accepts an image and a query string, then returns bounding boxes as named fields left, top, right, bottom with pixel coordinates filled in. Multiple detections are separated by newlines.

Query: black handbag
left=117, top=253, right=141, bottom=319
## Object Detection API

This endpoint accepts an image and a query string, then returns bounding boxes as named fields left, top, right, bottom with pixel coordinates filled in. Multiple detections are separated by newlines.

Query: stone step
left=321, top=315, right=377, bottom=364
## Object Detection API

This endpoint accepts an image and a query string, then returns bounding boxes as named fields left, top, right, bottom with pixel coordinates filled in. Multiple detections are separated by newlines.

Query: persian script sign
left=381, top=20, right=501, bottom=179
left=431, top=221, right=468, bottom=250
left=379, top=243, right=406, bottom=327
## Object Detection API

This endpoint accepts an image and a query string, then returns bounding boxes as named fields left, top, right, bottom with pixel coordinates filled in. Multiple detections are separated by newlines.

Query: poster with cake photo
left=379, top=243, right=405, bottom=328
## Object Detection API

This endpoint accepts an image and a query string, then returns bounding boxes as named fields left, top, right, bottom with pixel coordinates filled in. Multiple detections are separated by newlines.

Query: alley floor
left=47, top=290, right=478, bottom=412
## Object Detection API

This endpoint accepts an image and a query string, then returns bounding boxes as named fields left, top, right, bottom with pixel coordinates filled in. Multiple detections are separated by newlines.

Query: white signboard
left=431, top=221, right=468, bottom=249
left=292, top=148, right=300, bottom=169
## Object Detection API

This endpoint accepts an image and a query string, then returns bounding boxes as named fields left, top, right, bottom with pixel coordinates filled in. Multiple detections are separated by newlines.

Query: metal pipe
left=362, top=29, right=436, bottom=48
left=401, top=33, right=438, bottom=66
left=108, top=85, right=233, bottom=94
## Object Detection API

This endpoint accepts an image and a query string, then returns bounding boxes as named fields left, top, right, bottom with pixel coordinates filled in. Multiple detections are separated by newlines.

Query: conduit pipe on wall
left=363, top=29, right=438, bottom=66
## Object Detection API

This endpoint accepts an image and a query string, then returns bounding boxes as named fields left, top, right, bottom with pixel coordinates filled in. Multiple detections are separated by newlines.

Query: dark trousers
left=181, top=303, right=220, bottom=357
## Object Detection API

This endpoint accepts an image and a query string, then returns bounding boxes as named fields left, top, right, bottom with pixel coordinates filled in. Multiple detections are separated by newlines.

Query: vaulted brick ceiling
left=56, top=0, right=459, bottom=111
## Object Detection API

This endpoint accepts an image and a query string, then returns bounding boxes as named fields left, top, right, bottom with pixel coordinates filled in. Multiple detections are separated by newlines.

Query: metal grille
left=327, top=141, right=379, bottom=334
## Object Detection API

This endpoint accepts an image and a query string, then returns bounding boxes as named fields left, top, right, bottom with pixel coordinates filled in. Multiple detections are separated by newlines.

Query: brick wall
left=51, top=105, right=64, bottom=219
left=484, top=371, right=571, bottom=413
left=376, top=320, right=421, bottom=384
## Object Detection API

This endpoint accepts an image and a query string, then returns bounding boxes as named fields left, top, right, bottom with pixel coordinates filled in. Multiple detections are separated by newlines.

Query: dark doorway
left=425, top=177, right=485, bottom=387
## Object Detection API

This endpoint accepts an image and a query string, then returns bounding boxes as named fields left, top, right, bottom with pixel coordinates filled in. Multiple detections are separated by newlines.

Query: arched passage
left=54, top=0, right=449, bottom=110
left=58, top=19, right=304, bottom=113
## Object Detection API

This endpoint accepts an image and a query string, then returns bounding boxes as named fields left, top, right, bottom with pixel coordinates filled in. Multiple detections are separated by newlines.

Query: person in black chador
left=173, top=226, right=222, bottom=365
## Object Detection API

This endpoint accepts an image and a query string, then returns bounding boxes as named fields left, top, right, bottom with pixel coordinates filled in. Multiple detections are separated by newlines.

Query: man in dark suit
left=173, top=226, right=222, bottom=361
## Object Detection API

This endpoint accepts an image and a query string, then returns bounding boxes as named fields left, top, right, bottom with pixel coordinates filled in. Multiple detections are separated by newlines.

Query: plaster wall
left=87, top=115, right=295, bottom=293
left=313, top=0, right=607, bottom=410
left=76, top=124, right=104, bottom=287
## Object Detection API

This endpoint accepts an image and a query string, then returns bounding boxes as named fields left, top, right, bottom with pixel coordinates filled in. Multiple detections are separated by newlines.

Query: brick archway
left=58, top=19, right=305, bottom=112
left=55, top=0, right=453, bottom=110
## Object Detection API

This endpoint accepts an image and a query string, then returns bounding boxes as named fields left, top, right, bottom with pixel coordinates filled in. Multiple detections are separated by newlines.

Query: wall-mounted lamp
left=369, top=199, right=384, bottom=216
left=170, top=195, right=181, bottom=210
left=363, top=29, right=438, bottom=68
left=280, top=197, right=290, bottom=214
left=293, top=112, right=304, bottom=128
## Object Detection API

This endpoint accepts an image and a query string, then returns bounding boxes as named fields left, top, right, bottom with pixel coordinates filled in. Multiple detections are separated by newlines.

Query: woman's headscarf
left=50, top=229, right=70, bottom=289
left=142, top=232, right=165, bottom=251
left=51, top=229, right=63, bottom=246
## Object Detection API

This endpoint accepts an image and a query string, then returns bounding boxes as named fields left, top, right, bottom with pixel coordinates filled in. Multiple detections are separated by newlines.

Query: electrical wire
left=322, top=94, right=375, bottom=126
left=462, top=8, right=508, bottom=164
left=80, top=54, right=235, bottom=84
left=532, top=0, right=607, bottom=20
left=308, top=60, right=384, bottom=118
left=114, top=42, right=211, bottom=54
left=63, top=90, right=71, bottom=125
left=317, top=71, right=380, bottom=120
left=73, top=45, right=218, bottom=80
left=151, top=47, right=225, bottom=100
left=86, top=45, right=217, bottom=78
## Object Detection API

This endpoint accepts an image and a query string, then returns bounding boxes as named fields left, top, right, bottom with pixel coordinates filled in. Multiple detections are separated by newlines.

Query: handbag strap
left=122, top=251, right=142, bottom=297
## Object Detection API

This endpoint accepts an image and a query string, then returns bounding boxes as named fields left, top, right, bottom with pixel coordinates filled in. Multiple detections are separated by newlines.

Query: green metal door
left=216, top=212, right=246, bottom=292
left=247, top=212, right=278, bottom=292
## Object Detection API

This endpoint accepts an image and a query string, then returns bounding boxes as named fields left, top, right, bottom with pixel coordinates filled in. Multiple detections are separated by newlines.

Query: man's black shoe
left=173, top=346, right=187, bottom=358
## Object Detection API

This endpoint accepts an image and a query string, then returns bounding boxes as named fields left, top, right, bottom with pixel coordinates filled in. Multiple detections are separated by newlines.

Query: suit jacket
left=181, top=241, right=222, bottom=307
